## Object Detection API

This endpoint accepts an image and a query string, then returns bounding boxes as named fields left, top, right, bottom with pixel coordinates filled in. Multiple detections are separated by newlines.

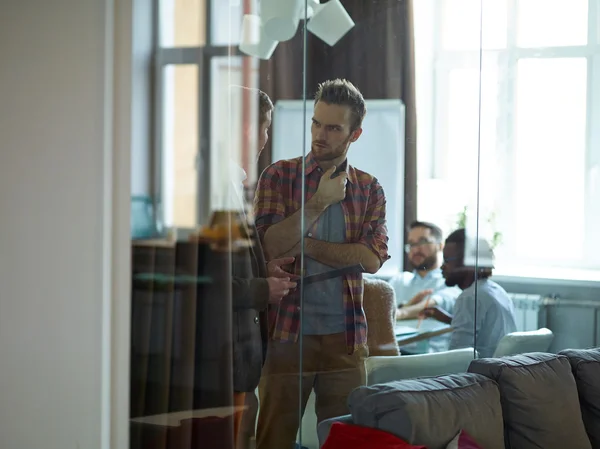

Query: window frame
left=152, top=0, right=245, bottom=229
left=426, top=0, right=600, bottom=273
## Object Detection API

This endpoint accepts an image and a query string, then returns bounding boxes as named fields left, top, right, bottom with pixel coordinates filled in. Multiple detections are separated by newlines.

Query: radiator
left=507, top=293, right=600, bottom=334
left=507, top=293, right=548, bottom=332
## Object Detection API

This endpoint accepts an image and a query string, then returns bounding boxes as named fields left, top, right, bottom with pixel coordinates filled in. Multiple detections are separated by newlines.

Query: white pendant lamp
left=307, top=0, right=355, bottom=46
left=260, top=0, right=304, bottom=42
left=305, top=0, right=320, bottom=19
left=239, top=14, right=278, bottom=60
left=239, top=0, right=355, bottom=59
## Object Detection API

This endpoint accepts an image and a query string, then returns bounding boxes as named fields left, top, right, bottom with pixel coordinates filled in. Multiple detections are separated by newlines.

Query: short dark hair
left=445, top=228, right=466, bottom=249
left=314, top=78, right=366, bottom=131
left=446, top=228, right=493, bottom=278
left=409, top=221, right=443, bottom=242
left=257, top=89, right=274, bottom=125
left=230, top=85, right=274, bottom=125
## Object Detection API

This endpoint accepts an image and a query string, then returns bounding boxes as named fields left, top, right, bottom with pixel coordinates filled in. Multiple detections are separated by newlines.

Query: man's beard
left=444, top=276, right=458, bottom=287
left=411, top=254, right=437, bottom=271
left=312, top=135, right=352, bottom=161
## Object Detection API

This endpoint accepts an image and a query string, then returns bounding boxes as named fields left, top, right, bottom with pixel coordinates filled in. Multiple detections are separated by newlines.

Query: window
left=154, top=0, right=256, bottom=229
left=159, top=0, right=207, bottom=47
left=210, top=0, right=244, bottom=45
left=416, top=0, right=600, bottom=275
left=161, top=64, right=201, bottom=228
left=513, top=58, right=587, bottom=263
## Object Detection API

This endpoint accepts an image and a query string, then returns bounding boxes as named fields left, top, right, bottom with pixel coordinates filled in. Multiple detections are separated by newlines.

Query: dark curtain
left=258, top=0, right=417, bottom=268
left=130, top=242, right=236, bottom=449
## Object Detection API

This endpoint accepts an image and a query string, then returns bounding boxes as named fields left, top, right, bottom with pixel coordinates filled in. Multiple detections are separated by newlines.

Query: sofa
left=317, top=348, right=600, bottom=449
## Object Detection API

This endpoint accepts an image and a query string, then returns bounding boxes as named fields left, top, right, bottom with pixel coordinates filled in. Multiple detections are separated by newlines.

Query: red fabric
left=322, top=422, right=427, bottom=449
left=457, top=430, right=483, bottom=449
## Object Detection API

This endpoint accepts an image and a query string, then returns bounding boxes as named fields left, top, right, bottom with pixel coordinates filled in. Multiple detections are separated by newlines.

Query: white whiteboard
left=271, top=99, right=405, bottom=275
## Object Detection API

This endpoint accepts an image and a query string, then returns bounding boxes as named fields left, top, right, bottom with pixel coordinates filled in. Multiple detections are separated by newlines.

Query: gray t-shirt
left=449, top=279, right=517, bottom=358
left=302, top=203, right=347, bottom=335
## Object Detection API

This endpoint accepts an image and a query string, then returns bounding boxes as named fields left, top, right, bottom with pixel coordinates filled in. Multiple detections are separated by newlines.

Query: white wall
left=0, top=1, right=131, bottom=448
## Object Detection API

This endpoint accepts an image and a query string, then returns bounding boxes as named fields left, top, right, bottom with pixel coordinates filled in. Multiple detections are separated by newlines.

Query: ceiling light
left=238, top=0, right=355, bottom=60
left=239, top=14, right=278, bottom=60
left=307, top=0, right=355, bottom=46
left=261, top=0, right=304, bottom=42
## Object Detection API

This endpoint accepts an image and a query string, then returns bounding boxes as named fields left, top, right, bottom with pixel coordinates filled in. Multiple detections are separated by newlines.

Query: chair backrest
left=363, top=277, right=399, bottom=356
left=365, top=348, right=477, bottom=385
left=492, top=327, right=554, bottom=357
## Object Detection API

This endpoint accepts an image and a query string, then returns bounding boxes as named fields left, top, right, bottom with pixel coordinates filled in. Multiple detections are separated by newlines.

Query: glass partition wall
left=288, top=3, right=481, bottom=448
left=130, top=0, right=600, bottom=448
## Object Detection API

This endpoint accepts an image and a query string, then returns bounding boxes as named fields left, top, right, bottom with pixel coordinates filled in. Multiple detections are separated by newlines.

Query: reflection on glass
left=441, top=0, right=507, bottom=50
left=131, top=0, right=600, bottom=448
left=162, top=64, right=200, bottom=228
left=517, top=0, right=588, bottom=48
left=210, top=56, right=260, bottom=209
left=160, top=0, right=207, bottom=47
left=514, top=58, right=587, bottom=263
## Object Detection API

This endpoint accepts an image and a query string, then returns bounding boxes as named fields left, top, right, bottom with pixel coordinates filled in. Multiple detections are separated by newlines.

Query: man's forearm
left=304, top=238, right=381, bottom=274
left=397, top=297, right=442, bottom=320
left=435, top=308, right=453, bottom=324
left=263, top=195, right=327, bottom=259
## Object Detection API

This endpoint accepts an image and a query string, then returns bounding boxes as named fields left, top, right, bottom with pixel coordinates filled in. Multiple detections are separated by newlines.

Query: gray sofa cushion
left=348, top=373, right=504, bottom=449
left=469, top=352, right=591, bottom=449
left=317, top=415, right=353, bottom=448
left=559, top=348, right=600, bottom=449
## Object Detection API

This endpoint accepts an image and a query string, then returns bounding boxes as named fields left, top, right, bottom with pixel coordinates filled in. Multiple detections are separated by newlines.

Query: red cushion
left=322, top=422, right=427, bottom=449
left=446, top=430, right=484, bottom=449
left=458, top=430, right=483, bottom=449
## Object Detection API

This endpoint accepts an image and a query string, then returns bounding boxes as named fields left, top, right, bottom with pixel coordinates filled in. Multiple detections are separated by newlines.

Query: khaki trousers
left=256, top=333, right=367, bottom=449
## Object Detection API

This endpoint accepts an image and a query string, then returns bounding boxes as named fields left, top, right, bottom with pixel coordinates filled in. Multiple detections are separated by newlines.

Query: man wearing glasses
left=389, top=221, right=460, bottom=320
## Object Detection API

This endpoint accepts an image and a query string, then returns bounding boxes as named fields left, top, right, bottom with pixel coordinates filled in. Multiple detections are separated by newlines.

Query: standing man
left=229, top=86, right=274, bottom=205
left=421, top=228, right=517, bottom=358
left=228, top=86, right=297, bottom=448
left=253, top=79, right=390, bottom=449
left=390, top=221, right=460, bottom=320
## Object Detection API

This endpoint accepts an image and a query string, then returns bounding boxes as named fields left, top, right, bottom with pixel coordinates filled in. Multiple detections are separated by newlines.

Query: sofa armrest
left=317, top=415, right=353, bottom=448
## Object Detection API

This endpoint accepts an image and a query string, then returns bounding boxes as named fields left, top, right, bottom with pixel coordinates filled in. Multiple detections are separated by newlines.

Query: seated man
left=389, top=221, right=460, bottom=320
left=421, top=228, right=517, bottom=358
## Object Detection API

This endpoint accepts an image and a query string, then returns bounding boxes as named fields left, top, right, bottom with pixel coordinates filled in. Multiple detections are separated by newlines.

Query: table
left=395, top=318, right=453, bottom=353
left=130, top=407, right=244, bottom=449
left=130, top=406, right=247, bottom=428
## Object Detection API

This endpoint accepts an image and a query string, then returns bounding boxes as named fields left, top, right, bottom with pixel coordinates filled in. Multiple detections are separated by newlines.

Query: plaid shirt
left=253, top=153, right=390, bottom=354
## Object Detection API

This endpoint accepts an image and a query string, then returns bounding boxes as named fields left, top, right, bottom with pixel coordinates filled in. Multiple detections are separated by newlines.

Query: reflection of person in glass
left=390, top=221, right=460, bottom=320
left=420, top=228, right=517, bottom=357
left=229, top=87, right=297, bottom=448
left=253, top=79, right=390, bottom=449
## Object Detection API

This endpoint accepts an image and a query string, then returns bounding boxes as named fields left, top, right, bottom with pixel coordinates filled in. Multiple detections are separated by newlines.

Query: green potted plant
left=456, top=205, right=503, bottom=250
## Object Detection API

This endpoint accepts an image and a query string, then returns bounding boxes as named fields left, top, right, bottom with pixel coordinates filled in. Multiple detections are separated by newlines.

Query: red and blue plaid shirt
left=253, top=153, right=390, bottom=354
